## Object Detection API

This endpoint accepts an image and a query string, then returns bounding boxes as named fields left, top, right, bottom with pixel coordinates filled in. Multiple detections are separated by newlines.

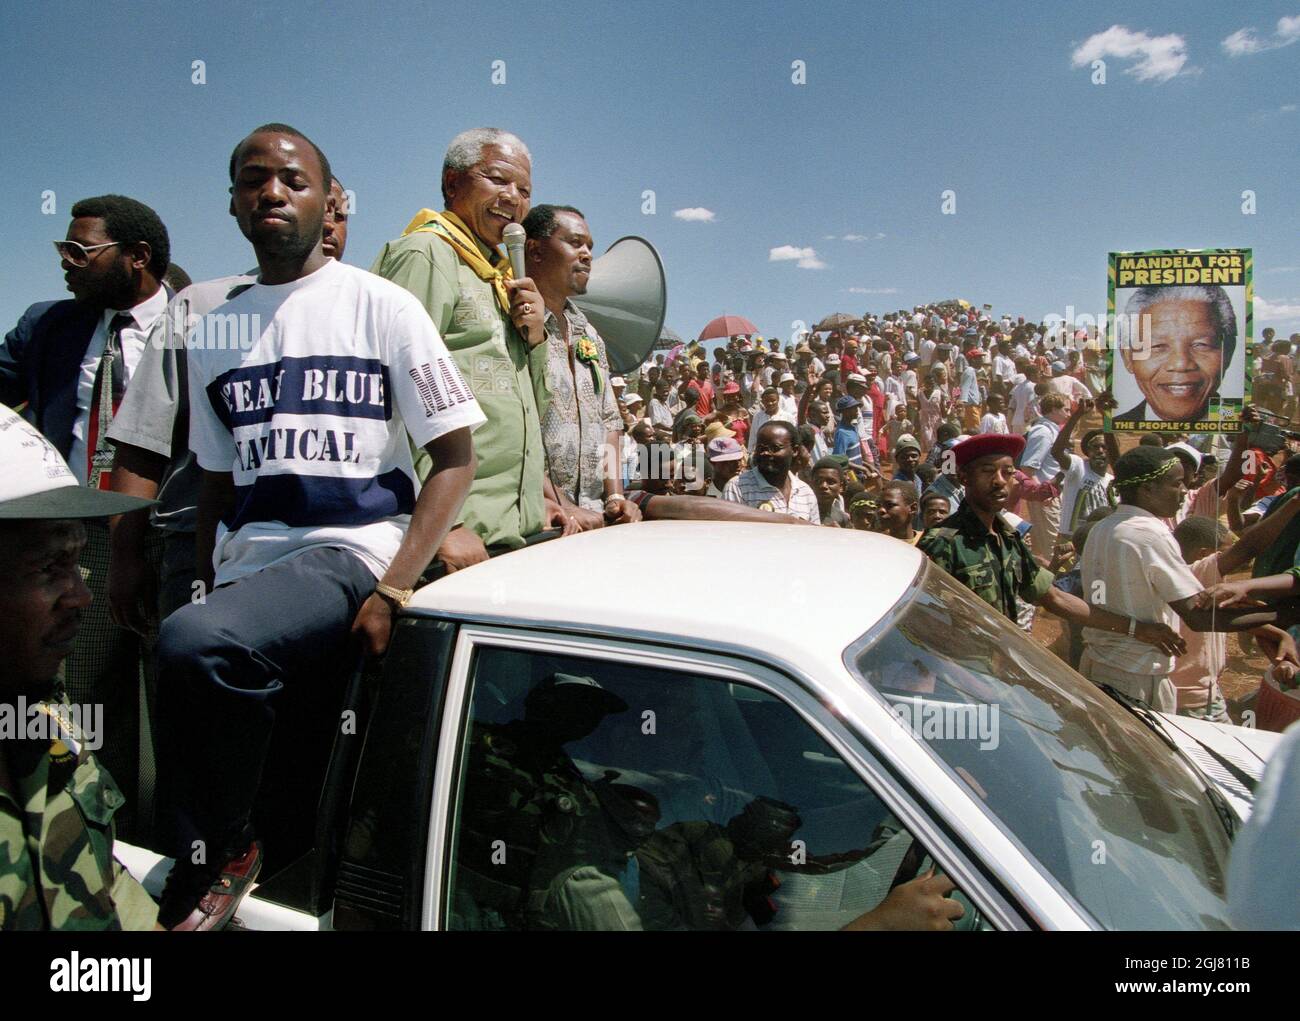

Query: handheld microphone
left=503, top=222, right=527, bottom=279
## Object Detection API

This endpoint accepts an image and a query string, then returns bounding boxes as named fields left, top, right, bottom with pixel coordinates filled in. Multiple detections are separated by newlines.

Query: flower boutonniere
left=575, top=334, right=603, bottom=395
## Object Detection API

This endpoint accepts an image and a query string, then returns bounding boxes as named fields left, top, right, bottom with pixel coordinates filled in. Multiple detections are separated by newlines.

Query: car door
left=423, top=625, right=1022, bottom=931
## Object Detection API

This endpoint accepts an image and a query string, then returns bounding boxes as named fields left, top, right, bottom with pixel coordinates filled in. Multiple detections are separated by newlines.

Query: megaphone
left=572, top=236, right=666, bottom=375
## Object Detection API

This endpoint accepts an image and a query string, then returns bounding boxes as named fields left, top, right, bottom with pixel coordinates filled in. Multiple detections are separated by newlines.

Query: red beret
left=953, top=433, right=1026, bottom=470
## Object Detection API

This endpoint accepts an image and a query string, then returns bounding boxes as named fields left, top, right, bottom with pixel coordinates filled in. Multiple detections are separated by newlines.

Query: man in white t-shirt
left=154, top=125, right=486, bottom=932
left=979, top=393, right=1009, bottom=435
left=1007, top=363, right=1039, bottom=433
left=1080, top=447, right=1297, bottom=712
left=991, top=343, right=1016, bottom=388
left=1050, top=396, right=1117, bottom=540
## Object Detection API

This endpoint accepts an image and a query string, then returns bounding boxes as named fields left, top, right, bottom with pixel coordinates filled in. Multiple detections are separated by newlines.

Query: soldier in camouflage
left=0, top=406, right=159, bottom=930
left=453, top=673, right=648, bottom=930
left=919, top=434, right=1187, bottom=656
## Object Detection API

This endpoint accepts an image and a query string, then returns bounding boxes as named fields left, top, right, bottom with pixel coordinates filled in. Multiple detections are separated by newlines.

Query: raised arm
left=1049, top=400, right=1085, bottom=470
left=1217, top=404, right=1261, bottom=493
left=1218, top=488, right=1300, bottom=575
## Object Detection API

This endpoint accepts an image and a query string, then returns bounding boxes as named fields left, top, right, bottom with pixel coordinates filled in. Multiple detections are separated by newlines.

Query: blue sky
left=3, top=0, right=1298, bottom=351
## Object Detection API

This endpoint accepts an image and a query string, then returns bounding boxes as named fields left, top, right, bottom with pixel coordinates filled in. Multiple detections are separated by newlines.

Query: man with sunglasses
left=1, top=194, right=172, bottom=844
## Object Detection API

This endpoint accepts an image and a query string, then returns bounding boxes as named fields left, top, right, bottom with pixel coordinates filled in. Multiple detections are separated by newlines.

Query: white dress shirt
left=68, top=287, right=168, bottom=485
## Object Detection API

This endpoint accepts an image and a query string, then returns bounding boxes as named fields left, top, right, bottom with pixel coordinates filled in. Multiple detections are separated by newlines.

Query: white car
left=119, top=522, right=1278, bottom=931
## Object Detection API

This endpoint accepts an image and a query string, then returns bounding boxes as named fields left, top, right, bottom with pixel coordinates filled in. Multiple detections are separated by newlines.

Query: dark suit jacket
left=1112, top=397, right=1214, bottom=425
left=1111, top=400, right=1147, bottom=424
left=0, top=299, right=102, bottom=458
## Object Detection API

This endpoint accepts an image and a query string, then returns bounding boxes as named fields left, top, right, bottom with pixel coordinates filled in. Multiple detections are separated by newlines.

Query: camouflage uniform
left=635, top=797, right=799, bottom=931
left=919, top=500, right=1053, bottom=621
left=1, top=696, right=158, bottom=930
left=454, top=722, right=639, bottom=930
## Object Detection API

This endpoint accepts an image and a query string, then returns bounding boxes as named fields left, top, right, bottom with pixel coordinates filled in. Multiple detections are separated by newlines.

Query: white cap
left=1166, top=441, right=1202, bottom=471
left=610, top=376, right=626, bottom=387
left=623, top=392, right=644, bottom=406
left=0, top=405, right=154, bottom=519
left=779, top=372, right=796, bottom=383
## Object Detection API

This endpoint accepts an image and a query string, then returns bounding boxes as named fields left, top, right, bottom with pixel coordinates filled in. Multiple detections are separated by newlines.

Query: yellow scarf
left=401, top=208, right=513, bottom=315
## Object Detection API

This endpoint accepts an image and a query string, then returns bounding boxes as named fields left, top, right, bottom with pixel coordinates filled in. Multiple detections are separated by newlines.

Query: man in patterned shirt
left=524, top=205, right=639, bottom=529
left=723, top=420, right=820, bottom=523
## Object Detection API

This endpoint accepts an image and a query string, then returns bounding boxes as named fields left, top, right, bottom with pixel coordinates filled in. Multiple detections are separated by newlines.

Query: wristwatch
left=374, top=582, right=415, bottom=611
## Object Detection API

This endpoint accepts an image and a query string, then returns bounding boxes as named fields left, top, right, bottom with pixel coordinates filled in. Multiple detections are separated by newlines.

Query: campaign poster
left=1105, top=248, right=1252, bottom=434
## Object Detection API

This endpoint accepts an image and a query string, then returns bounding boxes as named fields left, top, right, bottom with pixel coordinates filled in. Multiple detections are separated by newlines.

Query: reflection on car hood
left=1154, top=713, right=1281, bottom=821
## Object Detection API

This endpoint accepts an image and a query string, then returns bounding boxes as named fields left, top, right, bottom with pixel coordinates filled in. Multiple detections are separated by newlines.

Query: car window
left=444, top=644, right=983, bottom=931
left=847, top=565, right=1235, bottom=931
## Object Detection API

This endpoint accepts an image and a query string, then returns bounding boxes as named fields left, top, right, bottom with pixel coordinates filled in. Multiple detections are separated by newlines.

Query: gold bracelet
left=375, top=582, right=414, bottom=609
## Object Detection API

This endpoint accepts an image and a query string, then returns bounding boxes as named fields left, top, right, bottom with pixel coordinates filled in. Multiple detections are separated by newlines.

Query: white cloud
left=1257, top=295, right=1300, bottom=323
left=1264, top=266, right=1300, bottom=274
left=1223, top=16, right=1300, bottom=57
left=1071, top=25, right=1191, bottom=82
left=823, top=234, right=837, bottom=240
left=673, top=207, right=715, bottom=222
left=769, top=245, right=826, bottom=269
left=841, top=233, right=869, bottom=242
left=845, top=287, right=899, bottom=294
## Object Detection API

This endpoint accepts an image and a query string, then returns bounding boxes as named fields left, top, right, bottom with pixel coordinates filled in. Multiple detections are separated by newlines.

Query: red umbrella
left=698, top=314, right=758, bottom=341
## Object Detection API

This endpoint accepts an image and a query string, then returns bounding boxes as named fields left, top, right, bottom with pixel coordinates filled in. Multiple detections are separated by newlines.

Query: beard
left=244, top=211, right=324, bottom=263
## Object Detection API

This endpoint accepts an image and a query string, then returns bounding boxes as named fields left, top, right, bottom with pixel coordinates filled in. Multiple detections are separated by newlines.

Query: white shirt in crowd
left=1048, top=374, right=1092, bottom=406
left=979, top=412, right=1009, bottom=434
left=647, top=397, right=675, bottom=429
left=1008, top=377, right=1037, bottom=433
left=1058, top=458, right=1113, bottom=536
left=992, top=353, right=1016, bottom=382
left=748, top=408, right=796, bottom=451
left=1079, top=504, right=1201, bottom=678
left=69, top=286, right=169, bottom=484
left=187, top=259, right=485, bottom=586
left=723, top=466, right=820, bottom=523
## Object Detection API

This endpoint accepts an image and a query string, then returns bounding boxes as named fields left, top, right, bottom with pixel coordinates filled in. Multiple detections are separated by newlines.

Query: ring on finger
left=521, top=302, right=533, bottom=315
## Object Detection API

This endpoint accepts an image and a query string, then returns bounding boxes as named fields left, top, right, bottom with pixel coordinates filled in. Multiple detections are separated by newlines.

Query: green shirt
left=919, top=501, right=1053, bottom=621
left=1, top=698, right=159, bottom=930
left=371, top=221, right=548, bottom=549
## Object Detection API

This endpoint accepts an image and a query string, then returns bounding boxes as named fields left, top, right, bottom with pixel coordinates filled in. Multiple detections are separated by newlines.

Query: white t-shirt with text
left=187, top=259, right=485, bottom=586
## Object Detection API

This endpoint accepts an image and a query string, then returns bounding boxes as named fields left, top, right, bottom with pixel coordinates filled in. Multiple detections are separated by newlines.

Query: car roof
left=411, top=521, right=923, bottom=660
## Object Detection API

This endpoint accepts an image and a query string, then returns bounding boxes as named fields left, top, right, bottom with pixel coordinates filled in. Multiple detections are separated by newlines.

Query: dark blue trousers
left=155, top=546, right=374, bottom=862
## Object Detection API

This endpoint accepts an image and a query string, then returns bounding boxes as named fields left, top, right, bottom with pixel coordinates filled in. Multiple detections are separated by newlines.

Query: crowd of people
left=2, top=121, right=1299, bottom=932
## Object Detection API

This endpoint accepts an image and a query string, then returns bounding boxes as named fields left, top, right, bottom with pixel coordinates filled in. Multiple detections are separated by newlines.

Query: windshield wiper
left=1100, top=686, right=1238, bottom=838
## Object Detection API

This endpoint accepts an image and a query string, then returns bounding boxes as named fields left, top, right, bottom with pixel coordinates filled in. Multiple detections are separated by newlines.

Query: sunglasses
left=53, top=240, right=122, bottom=266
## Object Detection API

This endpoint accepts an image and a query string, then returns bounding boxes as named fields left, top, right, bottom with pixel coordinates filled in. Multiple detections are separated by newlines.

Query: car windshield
left=845, top=564, right=1233, bottom=930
